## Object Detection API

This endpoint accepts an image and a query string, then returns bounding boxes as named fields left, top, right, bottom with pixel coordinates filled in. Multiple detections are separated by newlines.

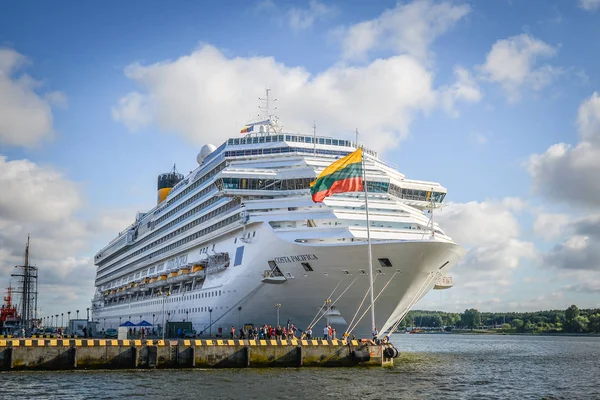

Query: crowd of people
left=224, top=322, right=360, bottom=341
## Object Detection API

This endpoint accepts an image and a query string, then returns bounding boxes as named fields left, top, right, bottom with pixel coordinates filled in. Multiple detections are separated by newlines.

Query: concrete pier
left=0, top=338, right=397, bottom=370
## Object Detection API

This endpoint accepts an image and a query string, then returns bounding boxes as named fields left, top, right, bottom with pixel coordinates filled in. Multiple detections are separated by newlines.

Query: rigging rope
left=306, top=278, right=345, bottom=330
left=307, top=274, right=360, bottom=330
left=345, top=273, right=381, bottom=334
left=383, top=272, right=440, bottom=337
left=347, top=271, right=399, bottom=334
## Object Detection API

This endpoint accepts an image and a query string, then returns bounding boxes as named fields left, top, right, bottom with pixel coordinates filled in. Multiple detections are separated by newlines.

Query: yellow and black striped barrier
left=0, top=338, right=361, bottom=347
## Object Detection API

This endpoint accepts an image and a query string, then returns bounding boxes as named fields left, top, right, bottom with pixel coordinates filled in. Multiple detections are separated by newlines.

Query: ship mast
left=360, top=133, right=376, bottom=336
left=11, top=235, right=39, bottom=331
left=258, top=88, right=278, bottom=135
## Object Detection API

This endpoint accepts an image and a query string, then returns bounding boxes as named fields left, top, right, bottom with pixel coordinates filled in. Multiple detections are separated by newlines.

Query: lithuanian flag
left=310, top=148, right=363, bottom=203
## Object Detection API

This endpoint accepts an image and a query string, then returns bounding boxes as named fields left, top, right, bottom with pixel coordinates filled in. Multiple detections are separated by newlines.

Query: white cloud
left=440, top=67, right=482, bottom=117
left=579, top=0, right=600, bottom=12
left=527, top=92, right=600, bottom=208
left=533, top=212, right=570, bottom=241
left=437, top=199, right=522, bottom=248
left=112, top=44, right=482, bottom=153
left=255, top=0, right=275, bottom=12
left=471, top=132, right=488, bottom=145
left=577, top=91, right=600, bottom=144
left=44, top=91, right=68, bottom=109
left=0, top=156, right=138, bottom=320
left=111, top=92, right=152, bottom=132
left=457, top=239, right=537, bottom=291
left=337, top=0, right=471, bottom=61
left=289, top=0, right=336, bottom=31
left=0, top=48, right=65, bottom=148
left=0, top=156, right=82, bottom=222
left=543, top=215, right=600, bottom=271
left=436, top=199, right=537, bottom=297
left=478, top=34, right=561, bottom=102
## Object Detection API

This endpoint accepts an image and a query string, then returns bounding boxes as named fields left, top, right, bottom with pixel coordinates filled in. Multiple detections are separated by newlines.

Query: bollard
left=0, top=347, right=13, bottom=370
left=296, top=346, right=303, bottom=367
left=243, top=346, right=250, bottom=367
left=71, top=347, right=77, bottom=368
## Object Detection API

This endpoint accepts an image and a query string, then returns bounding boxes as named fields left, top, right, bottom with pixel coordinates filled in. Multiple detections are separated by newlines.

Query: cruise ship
left=91, top=96, right=466, bottom=338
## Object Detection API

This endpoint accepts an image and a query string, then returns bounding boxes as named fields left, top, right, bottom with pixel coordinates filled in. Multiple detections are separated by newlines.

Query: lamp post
left=237, top=306, right=242, bottom=329
left=76, top=310, right=79, bottom=320
left=61, top=313, right=64, bottom=328
left=103, top=318, right=106, bottom=330
left=275, top=303, right=281, bottom=326
left=119, top=316, right=122, bottom=326
left=185, top=310, right=188, bottom=322
left=56, top=315, right=59, bottom=329
left=50, top=316, right=53, bottom=327
left=87, top=308, right=90, bottom=321
left=208, top=307, right=213, bottom=337
left=152, top=314, right=155, bottom=328
left=158, top=290, right=171, bottom=341
left=325, top=299, right=332, bottom=326
left=68, top=311, right=71, bottom=325
left=140, top=315, right=142, bottom=324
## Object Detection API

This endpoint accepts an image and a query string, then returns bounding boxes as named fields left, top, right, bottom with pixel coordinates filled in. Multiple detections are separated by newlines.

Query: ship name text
left=274, top=254, right=318, bottom=264
left=167, top=254, right=188, bottom=270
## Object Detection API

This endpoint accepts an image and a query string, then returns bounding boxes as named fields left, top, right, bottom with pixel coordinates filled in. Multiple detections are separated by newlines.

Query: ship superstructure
left=91, top=95, right=465, bottom=337
left=1, top=286, right=20, bottom=335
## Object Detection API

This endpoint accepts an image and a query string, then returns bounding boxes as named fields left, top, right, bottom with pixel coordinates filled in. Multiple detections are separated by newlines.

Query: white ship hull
left=93, top=223, right=465, bottom=337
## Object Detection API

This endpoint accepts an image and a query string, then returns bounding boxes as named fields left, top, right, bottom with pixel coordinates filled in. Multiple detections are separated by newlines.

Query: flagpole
left=361, top=145, right=376, bottom=335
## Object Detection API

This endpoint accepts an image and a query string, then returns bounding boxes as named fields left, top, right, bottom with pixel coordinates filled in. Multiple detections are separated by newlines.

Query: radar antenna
left=257, top=88, right=282, bottom=134
left=258, top=88, right=277, bottom=121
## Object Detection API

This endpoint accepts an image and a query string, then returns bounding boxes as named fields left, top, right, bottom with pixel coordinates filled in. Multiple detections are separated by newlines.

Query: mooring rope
left=383, top=272, right=440, bottom=337
left=345, top=273, right=381, bottom=335
left=347, top=271, right=399, bottom=334
left=307, top=274, right=360, bottom=330
left=306, top=278, right=345, bottom=330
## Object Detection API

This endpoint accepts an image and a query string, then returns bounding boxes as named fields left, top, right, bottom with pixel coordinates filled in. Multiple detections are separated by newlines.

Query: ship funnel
left=157, top=164, right=184, bottom=205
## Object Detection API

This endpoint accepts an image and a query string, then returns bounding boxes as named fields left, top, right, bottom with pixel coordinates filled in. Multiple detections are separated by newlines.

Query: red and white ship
left=0, top=286, right=21, bottom=335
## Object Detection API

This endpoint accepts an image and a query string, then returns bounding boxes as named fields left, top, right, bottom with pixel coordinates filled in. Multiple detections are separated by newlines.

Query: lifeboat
left=166, top=270, right=179, bottom=284
left=148, top=274, right=166, bottom=289
left=190, top=263, right=206, bottom=278
left=205, top=252, right=231, bottom=275
left=169, top=267, right=191, bottom=284
left=130, top=282, right=140, bottom=293
left=138, top=277, right=151, bottom=291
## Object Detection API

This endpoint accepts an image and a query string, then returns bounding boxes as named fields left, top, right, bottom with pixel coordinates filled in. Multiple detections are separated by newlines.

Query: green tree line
left=397, top=305, right=600, bottom=333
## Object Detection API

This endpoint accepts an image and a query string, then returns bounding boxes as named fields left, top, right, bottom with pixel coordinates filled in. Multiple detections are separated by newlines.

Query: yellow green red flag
left=310, top=148, right=363, bottom=202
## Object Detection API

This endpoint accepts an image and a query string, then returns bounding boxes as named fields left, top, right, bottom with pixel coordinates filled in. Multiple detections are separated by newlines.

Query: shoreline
left=401, top=330, right=600, bottom=337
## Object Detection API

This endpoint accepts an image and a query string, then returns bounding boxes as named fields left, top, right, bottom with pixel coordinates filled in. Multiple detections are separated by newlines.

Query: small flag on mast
left=240, top=125, right=254, bottom=134
left=240, top=119, right=271, bottom=134
left=310, top=148, right=363, bottom=203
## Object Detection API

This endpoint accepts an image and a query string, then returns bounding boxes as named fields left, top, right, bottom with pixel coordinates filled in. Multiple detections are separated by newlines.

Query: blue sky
left=1, top=0, right=600, bottom=318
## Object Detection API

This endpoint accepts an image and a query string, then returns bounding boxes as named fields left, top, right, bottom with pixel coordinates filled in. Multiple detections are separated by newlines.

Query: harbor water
left=1, top=334, right=598, bottom=399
